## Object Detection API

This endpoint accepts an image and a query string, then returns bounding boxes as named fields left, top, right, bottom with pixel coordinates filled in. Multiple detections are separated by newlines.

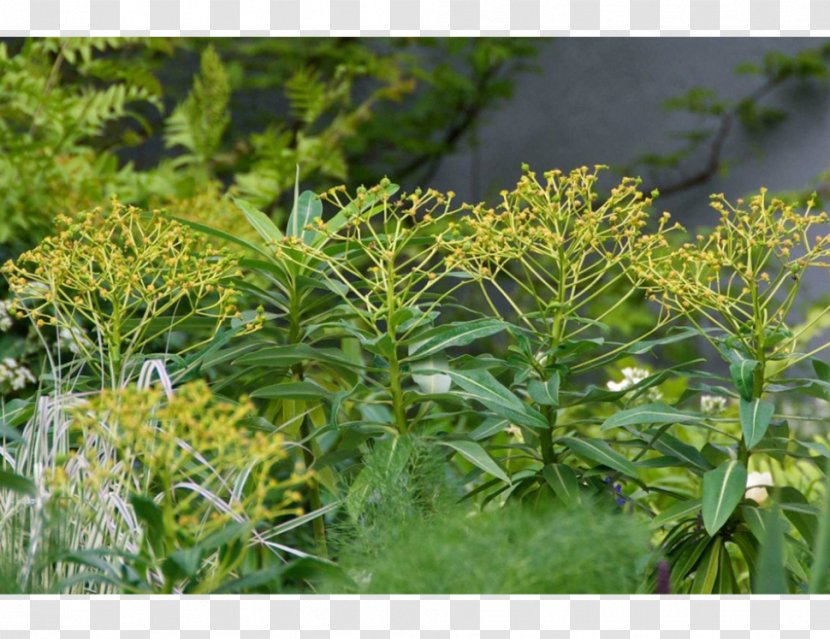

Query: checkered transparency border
left=0, top=0, right=825, bottom=35
left=2, top=0, right=827, bottom=635
left=0, top=595, right=827, bottom=635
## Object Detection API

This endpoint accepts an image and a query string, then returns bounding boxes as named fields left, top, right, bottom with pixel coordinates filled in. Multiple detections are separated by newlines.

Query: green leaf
left=729, top=358, right=760, bottom=401
left=288, top=190, right=322, bottom=244
left=235, top=344, right=357, bottom=378
left=813, top=358, right=830, bottom=382
left=0, top=469, right=36, bottom=497
left=169, top=214, right=268, bottom=258
left=212, top=566, right=284, bottom=594
left=754, top=505, right=787, bottom=594
left=601, top=403, right=701, bottom=431
left=739, top=398, right=774, bottom=449
left=702, top=460, right=747, bottom=536
left=129, top=493, right=166, bottom=556
left=542, top=463, right=581, bottom=506
left=778, top=486, right=817, bottom=547
left=440, top=440, right=510, bottom=484
left=469, top=418, right=510, bottom=441
left=691, top=537, right=722, bottom=594
left=624, top=326, right=699, bottom=355
left=232, top=196, right=283, bottom=245
left=0, top=398, right=32, bottom=438
left=406, top=319, right=506, bottom=360
left=164, top=548, right=203, bottom=580
left=716, top=538, right=738, bottom=593
left=559, top=437, right=637, bottom=477
left=810, top=458, right=830, bottom=593
left=742, top=505, right=768, bottom=543
left=652, top=498, right=701, bottom=527
left=651, top=433, right=712, bottom=472
left=251, top=381, right=329, bottom=401
left=528, top=372, right=560, bottom=407
left=446, top=368, right=549, bottom=431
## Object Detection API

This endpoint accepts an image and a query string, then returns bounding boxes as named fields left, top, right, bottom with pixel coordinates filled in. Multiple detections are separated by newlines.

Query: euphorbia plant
left=1, top=200, right=252, bottom=389
left=631, top=189, right=830, bottom=592
left=301, top=180, right=479, bottom=435
left=437, top=165, right=689, bottom=506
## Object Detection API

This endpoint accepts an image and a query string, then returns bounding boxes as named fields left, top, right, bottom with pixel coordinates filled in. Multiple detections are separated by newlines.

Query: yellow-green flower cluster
left=1, top=200, right=258, bottom=381
left=439, top=165, right=679, bottom=340
left=301, top=181, right=463, bottom=321
left=61, top=381, right=308, bottom=541
left=635, top=189, right=830, bottom=356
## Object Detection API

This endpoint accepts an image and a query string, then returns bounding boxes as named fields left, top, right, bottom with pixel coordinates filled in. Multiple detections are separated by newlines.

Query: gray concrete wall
left=431, top=38, right=830, bottom=234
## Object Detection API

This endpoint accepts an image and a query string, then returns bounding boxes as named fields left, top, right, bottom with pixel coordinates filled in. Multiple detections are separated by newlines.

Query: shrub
left=336, top=502, right=651, bottom=594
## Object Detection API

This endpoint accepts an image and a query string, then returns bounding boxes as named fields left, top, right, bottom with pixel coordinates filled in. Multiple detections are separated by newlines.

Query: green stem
left=809, top=458, right=830, bottom=593
left=287, top=292, right=328, bottom=556
left=388, top=348, right=407, bottom=433
left=385, top=259, right=407, bottom=433
left=540, top=407, right=555, bottom=465
left=108, top=300, right=123, bottom=389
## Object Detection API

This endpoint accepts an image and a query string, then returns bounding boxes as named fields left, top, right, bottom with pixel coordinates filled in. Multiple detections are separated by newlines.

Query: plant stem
left=810, top=458, right=830, bottom=593
left=540, top=406, right=555, bottom=465
left=388, top=348, right=407, bottom=432
left=385, top=257, right=407, bottom=433
left=288, top=292, right=327, bottom=556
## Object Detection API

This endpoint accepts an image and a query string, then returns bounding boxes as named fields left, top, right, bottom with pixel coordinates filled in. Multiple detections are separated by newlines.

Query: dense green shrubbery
left=340, top=504, right=651, bottom=594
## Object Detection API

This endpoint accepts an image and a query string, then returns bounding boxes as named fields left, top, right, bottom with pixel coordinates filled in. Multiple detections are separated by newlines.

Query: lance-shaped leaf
left=232, top=196, right=283, bottom=245
left=251, top=380, right=329, bottom=401
left=542, top=463, right=581, bottom=506
left=446, top=368, right=548, bottom=431
left=651, top=498, right=701, bottom=527
left=651, top=432, right=712, bottom=472
left=0, top=469, right=36, bottom=497
left=559, top=437, right=637, bottom=477
left=406, top=318, right=506, bottom=360
left=528, top=372, right=560, bottom=407
left=739, top=398, right=774, bottom=449
left=601, top=403, right=701, bottom=431
left=729, top=358, right=760, bottom=401
left=236, top=344, right=358, bottom=377
left=754, top=505, right=787, bottom=594
left=702, top=460, right=747, bottom=536
left=691, top=537, right=722, bottom=593
left=440, top=440, right=510, bottom=484
left=288, top=190, right=323, bottom=245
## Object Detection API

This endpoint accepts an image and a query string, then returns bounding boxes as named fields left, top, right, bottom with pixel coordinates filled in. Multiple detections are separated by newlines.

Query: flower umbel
left=1, top=200, right=251, bottom=386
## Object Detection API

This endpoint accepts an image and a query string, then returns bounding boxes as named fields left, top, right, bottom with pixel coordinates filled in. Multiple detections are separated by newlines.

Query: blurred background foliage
left=0, top=37, right=538, bottom=260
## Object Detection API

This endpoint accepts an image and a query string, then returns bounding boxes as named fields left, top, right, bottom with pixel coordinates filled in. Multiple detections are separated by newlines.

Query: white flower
left=0, top=300, right=12, bottom=332
left=409, top=342, right=452, bottom=395
left=607, top=367, right=662, bottom=402
left=506, top=424, right=523, bottom=440
left=700, top=394, right=728, bottom=415
left=745, top=471, right=772, bottom=504
left=58, top=326, right=94, bottom=355
left=0, top=357, right=36, bottom=392
left=412, top=368, right=452, bottom=395
left=607, top=367, right=650, bottom=392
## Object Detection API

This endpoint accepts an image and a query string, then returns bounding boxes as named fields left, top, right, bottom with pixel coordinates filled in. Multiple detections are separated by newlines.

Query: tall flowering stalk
left=636, top=190, right=830, bottom=390
left=440, top=165, right=679, bottom=464
left=626, top=189, right=830, bottom=592
left=285, top=181, right=468, bottom=433
left=2, top=200, right=253, bottom=388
